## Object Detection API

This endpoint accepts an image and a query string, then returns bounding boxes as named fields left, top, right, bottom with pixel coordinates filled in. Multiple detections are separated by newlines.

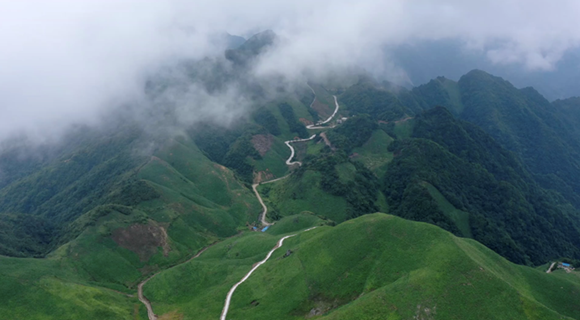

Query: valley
left=1, top=35, right=580, bottom=319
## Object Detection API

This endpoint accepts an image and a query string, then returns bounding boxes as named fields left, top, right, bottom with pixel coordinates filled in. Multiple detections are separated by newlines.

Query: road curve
left=256, top=92, right=341, bottom=225
left=138, top=279, right=158, bottom=320
left=220, top=227, right=317, bottom=320
left=220, top=84, right=337, bottom=319
left=220, top=234, right=296, bottom=320
left=253, top=174, right=293, bottom=226
left=285, top=134, right=317, bottom=166
left=137, top=246, right=211, bottom=320
left=306, top=95, right=340, bottom=129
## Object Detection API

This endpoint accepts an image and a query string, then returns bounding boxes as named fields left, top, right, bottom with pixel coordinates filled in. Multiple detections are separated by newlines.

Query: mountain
left=225, top=30, right=277, bottom=66
left=0, top=32, right=579, bottom=319
left=389, top=39, right=580, bottom=100
left=383, top=107, right=580, bottom=264
left=411, top=70, right=580, bottom=209
left=143, top=213, right=580, bottom=320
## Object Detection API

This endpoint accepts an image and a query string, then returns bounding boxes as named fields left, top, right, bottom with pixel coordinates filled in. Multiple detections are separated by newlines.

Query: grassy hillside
left=383, top=107, right=580, bottom=264
left=257, top=170, right=349, bottom=223
left=143, top=213, right=580, bottom=320
left=0, top=135, right=262, bottom=318
left=0, top=252, right=146, bottom=319
left=413, top=70, right=580, bottom=209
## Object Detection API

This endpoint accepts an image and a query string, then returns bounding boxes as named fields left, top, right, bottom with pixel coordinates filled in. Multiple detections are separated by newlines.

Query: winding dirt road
left=284, top=134, right=317, bottom=166
left=256, top=90, right=342, bottom=225
left=220, top=227, right=318, bottom=320
left=137, top=246, right=212, bottom=320
left=252, top=175, right=291, bottom=226
left=306, top=95, right=340, bottom=129
left=220, top=234, right=296, bottom=320
left=138, top=84, right=341, bottom=320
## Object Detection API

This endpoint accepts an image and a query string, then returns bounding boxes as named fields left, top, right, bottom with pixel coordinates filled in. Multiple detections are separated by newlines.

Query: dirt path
left=252, top=177, right=286, bottom=226
left=306, top=95, right=340, bottom=129
left=220, top=227, right=318, bottom=320
left=218, top=84, right=339, bottom=319
left=546, top=262, right=556, bottom=273
left=137, top=245, right=213, bottom=320
left=285, top=134, right=317, bottom=166
left=319, top=132, right=332, bottom=148
left=255, top=90, right=341, bottom=225
left=138, top=88, right=339, bottom=320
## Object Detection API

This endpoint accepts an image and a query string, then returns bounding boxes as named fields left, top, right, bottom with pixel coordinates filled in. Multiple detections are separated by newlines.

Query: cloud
left=1, top=0, right=580, bottom=144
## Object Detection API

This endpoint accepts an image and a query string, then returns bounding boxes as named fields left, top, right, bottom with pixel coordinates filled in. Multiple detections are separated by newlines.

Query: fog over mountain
left=2, top=0, right=580, bottom=144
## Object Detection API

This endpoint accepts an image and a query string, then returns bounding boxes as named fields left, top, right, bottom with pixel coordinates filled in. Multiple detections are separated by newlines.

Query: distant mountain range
left=389, top=39, right=580, bottom=101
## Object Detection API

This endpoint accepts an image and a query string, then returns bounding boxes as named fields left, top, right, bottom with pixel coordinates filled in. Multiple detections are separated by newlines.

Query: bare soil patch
left=311, top=99, right=332, bottom=119
left=251, top=134, right=274, bottom=156
left=112, top=222, right=170, bottom=262
left=254, top=170, right=275, bottom=184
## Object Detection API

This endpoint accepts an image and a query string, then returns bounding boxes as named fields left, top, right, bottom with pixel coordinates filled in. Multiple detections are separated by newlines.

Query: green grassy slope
left=0, top=136, right=262, bottom=318
left=352, top=129, right=394, bottom=177
left=412, top=70, right=580, bottom=209
left=257, top=171, right=349, bottom=223
left=421, top=181, right=472, bottom=238
left=144, top=213, right=580, bottom=320
left=0, top=254, right=145, bottom=319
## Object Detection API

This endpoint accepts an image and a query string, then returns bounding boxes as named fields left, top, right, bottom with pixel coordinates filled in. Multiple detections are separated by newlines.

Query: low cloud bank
left=1, top=0, right=579, bottom=144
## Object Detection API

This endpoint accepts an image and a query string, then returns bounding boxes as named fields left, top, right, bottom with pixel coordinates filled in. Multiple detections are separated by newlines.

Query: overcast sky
left=1, top=0, right=580, bottom=143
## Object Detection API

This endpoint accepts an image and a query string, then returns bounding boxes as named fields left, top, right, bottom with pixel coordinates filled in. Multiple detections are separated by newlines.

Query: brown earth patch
left=112, top=222, right=171, bottom=262
left=254, top=170, right=275, bottom=184
left=319, top=132, right=333, bottom=149
left=311, top=98, right=332, bottom=119
left=299, top=118, right=313, bottom=126
left=395, top=116, right=413, bottom=123
left=158, top=311, right=184, bottom=320
left=213, top=163, right=229, bottom=172
left=251, top=134, right=274, bottom=156
left=138, top=264, right=159, bottom=276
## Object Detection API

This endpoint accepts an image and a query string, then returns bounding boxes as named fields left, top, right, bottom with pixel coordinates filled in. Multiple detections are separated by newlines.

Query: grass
left=393, top=119, right=414, bottom=139
left=0, top=254, right=146, bottom=319
left=142, top=213, right=580, bottom=320
left=261, top=97, right=314, bottom=141
left=352, top=129, right=394, bottom=176
left=306, top=139, right=326, bottom=155
left=257, top=170, right=349, bottom=223
left=421, top=181, right=473, bottom=238
left=310, top=84, right=335, bottom=110
left=0, top=136, right=262, bottom=319
left=440, top=77, right=464, bottom=113
left=335, top=162, right=357, bottom=182
left=251, top=136, right=290, bottom=179
left=266, top=213, right=326, bottom=236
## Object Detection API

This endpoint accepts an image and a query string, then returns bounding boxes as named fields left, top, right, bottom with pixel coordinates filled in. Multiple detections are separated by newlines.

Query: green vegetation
left=278, top=102, right=308, bottom=139
left=351, top=129, right=394, bottom=177
left=253, top=107, right=281, bottom=136
left=338, top=79, right=412, bottom=121
left=0, top=133, right=261, bottom=318
left=383, top=107, right=580, bottom=265
left=421, top=181, right=472, bottom=238
left=263, top=150, right=383, bottom=222
left=326, top=115, right=377, bottom=153
left=0, top=254, right=143, bottom=319
left=413, top=70, right=580, bottom=209
left=3, top=56, right=580, bottom=319
left=265, top=213, right=326, bottom=235
left=143, top=213, right=580, bottom=320
left=257, top=170, right=349, bottom=223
